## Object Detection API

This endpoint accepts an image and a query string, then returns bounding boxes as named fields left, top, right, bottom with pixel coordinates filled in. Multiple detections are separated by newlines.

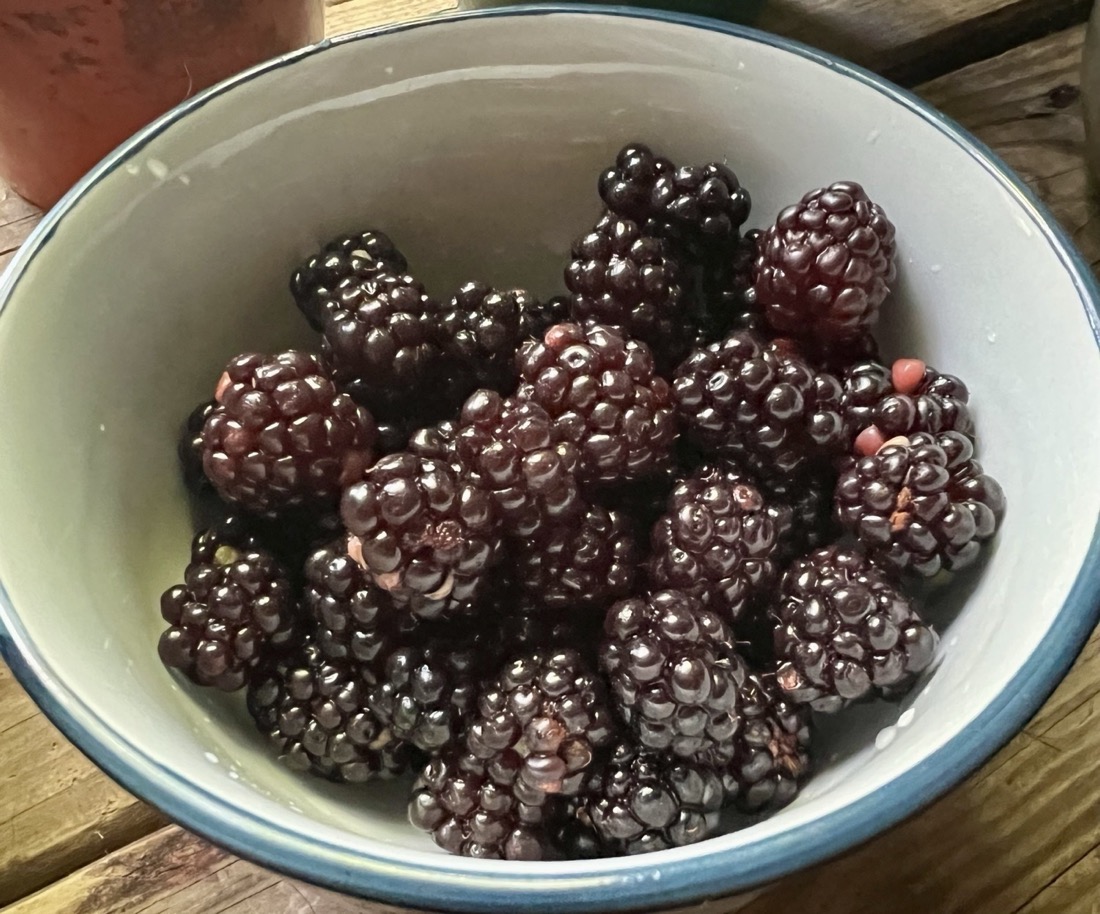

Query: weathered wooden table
left=2, top=1, right=1098, bottom=911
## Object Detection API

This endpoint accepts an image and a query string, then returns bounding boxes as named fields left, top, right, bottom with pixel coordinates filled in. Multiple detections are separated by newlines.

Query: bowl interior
left=0, top=10, right=1098, bottom=911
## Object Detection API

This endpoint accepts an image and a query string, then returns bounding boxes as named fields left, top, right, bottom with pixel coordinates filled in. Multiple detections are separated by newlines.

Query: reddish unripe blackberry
left=440, top=282, right=537, bottom=391
left=340, top=453, right=502, bottom=608
left=200, top=351, right=376, bottom=517
left=409, top=750, right=555, bottom=860
left=721, top=669, right=812, bottom=812
left=516, top=323, right=677, bottom=485
left=755, top=181, right=897, bottom=344
left=673, top=330, right=846, bottom=476
left=600, top=590, right=741, bottom=763
left=565, top=212, right=689, bottom=369
left=773, top=547, right=938, bottom=713
left=455, top=390, right=585, bottom=537
left=247, top=641, right=417, bottom=783
left=835, top=431, right=1006, bottom=576
left=648, top=471, right=782, bottom=622
left=290, top=229, right=408, bottom=330
left=514, top=505, right=637, bottom=611
left=574, top=740, right=725, bottom=855
left=158, top=522, right=297, bottom=690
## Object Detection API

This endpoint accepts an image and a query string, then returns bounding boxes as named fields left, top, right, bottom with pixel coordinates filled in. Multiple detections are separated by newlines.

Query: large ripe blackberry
left=842, top=358, right=974, bottom=455
left=158, top=521, right=296, bottom=691
left=721, top=669, right=812, bottom=812
left=409, top=750, right=556, bottom=860
left=835, top=431, right=1006, bottom=576
left=200, top=351, right=376, bottom=517
left=290, top=229, right=409, bottom=330
left=455, top=390, right=584, bottom=537
left=600, top=590, right=741, bottom=763
left=247, top=641, right=418, bottom=783
left=465, top=650, right=616, bottom=808
left=514, top=505, right=637, bottom=611
left=773, top=546, right=938, bottom=713
left=572, top=740, right=725, bottom=855
left=673, top=330, right=846, bottom=476
left=440, top=282, right=536, bottom=392
left=648, top=470, right=783, bottom=622
left=564, top=212, right=689, bottom=369
left=516, top=323, right=677, bottom=485
left=755, top=181, right=897, bottom=344
left=340, top=453, right=502, bottom=607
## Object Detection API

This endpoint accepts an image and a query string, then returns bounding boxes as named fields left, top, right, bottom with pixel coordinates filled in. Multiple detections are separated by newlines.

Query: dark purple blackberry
left=842, top=358, right=974, bottom=454
left=564, top=212, right=690, bottom=369
left=600, top=590, right=741, bottom=763
left=720, top=669, right=812, bottom=812
left=672, top=330, right=846, bottom=475
left=519, top=293, right=571, bottom=342
left=179, top=399, right=216, bottom=492
left=648, top=471, right=783, bottom=622
left=303, top=539, right=410, bottom=670
left=516, top=323, right=677, bottom=485
left=465, top=649, right=616, bottom=807
left=440, top=282, right=536, bottom=391
left=200, top=351, right=376, bottom=517
left=572, top=740, right=724, bottom=855
left=773, top=546, right=938, bottom=713
left=340, top=453, right=502, bottom=608
left=247, top=641, right=418, bottom=783
left=409, top=750, right=556, bottom=860
left=835, top=431, right=1006, bottom=577
left=290, top=229, right=408, bottom=330
left=754, top=181, right=897, bottom=344
left=514, top=505, right=637, bottom=610
left=158, top=522, right=296, bottom=691
left=455, top=390, right=584, bottom=537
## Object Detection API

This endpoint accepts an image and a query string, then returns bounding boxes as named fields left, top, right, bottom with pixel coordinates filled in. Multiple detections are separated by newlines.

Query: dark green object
left=456, top=0, right=766, bottom=25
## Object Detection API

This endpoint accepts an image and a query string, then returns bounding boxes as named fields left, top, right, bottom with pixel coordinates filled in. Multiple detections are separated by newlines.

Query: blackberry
left=514, top=505, right=637, bottom=610
left=290, top=229, right=408, bottom=330
left=247, top=641, right=417, bottom=783
left=672, top=330, right=846, bottom=475
left=158, top=521, right=296, bottom=690
left=600, top=590, right=740, bottom=763
left=407, top=419, right=459, bottom=465
left=179, top=399, right=216, bottom=492
left=318, top=272, right=447, bottom=419
left=440, top=282, right=535, bottom=391
left=773, top=547, right=938, bottom=713
left=409, top=750, right=556, bottom=860
left=835, top=431, right=1006, bottom=576
left=516, top=323, right=677, bottom=485
left=573, top=740, right=724, bottom=855
left=843, top=358, right=974, bottom=456
left=564, top=212, right=689, bottom=369
left=466, top=649, right=616, bottom=806
left=720, top=669, right=812, bottom=812
left=200, top=351, right=376, bottom=517
left=648, top=470, right=782, bottom=622
left=455, top=390, right=584, bottom=537
left=340, top=453, right=502, bottom=607
left=754, top=181, right=897, bottom=344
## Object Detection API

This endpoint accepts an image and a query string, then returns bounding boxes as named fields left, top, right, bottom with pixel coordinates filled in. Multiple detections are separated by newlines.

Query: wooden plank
left=1017, top=845, right=1100, bottom=913
left=0, top=177, right=39, bottom=230
left=0, top=214, right=40, bottom=257
left=324, top=0, right=455, bottom=35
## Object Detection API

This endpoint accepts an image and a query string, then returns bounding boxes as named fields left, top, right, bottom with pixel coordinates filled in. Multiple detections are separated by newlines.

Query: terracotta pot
left=0, top=0, right=323, bottom=208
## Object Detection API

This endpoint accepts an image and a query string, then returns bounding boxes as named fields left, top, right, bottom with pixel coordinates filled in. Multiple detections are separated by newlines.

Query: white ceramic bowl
left=1, top=7, right=1098, bottom=912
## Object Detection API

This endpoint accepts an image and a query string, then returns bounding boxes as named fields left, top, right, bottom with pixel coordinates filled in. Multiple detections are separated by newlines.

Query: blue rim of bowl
left=1, top=5, right=1099, bottom=911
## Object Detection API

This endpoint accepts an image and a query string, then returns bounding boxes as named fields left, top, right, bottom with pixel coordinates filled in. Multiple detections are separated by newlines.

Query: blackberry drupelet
left=754, top=181, right=896, bottom=344
left=440, top=282, right=536, bottom=391
left=648, top=469, right=783, bottom=622
left=179, top=399, right=216, bottom=492
left=773, top=546, right=938, bottom=713
left=247, top=641, right=417, bottom=783
left=290, top=229, right=409, bottom=330
left=672, top=330, right=846, bottom=475
left=340, top=453, right=502, bottom=608
left=835, top=430, right=1006, bottom=576
left=200, top=351, right=376, bottom=517
left=158, top=521, right=296, bottom=690
left=600, top=589, right=741, bottom=763
left=514, top=505, right=637, bottom=611
left=454, top=390, right=584, bottom=537
left=516, top=323, right=677, bottom=485
left=564, top=212, right=689, bottom=369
